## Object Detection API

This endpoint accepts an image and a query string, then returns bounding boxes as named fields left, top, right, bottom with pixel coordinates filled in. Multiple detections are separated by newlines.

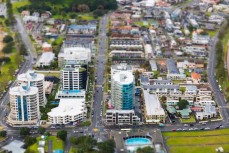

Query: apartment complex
left=111, top=71, right=135, bottom=110
left=17, top=71, right=46, bottom=107
left=7, top=84, right=40, bottom=126
left=142, top=90, right=166, bottom=123
left=48, top=98, right=87, bottom=124
left=60, top=65, right=87, bottom=91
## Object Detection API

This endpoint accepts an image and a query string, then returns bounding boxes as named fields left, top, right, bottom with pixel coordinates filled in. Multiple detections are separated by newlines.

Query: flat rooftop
left=143, top=90, right=165, bottom=116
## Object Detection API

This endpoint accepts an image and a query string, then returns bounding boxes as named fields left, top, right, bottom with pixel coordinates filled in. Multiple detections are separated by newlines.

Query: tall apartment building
left=111, top=71, right=135, bottom=110
left=60, top=65, right=87, bottom=90
left=17, top=71, right=46, bottom=107
left=7, top=84, right=40, bottom=126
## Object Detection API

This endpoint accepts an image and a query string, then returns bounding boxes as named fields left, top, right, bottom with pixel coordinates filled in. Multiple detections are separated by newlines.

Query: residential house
left=191, top=72, right=201, bottom=83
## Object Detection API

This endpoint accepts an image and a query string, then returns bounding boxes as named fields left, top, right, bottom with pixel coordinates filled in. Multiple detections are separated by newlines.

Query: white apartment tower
left=17, top=71, right=46, bottom=106
left=7, top=84, right=40, bottom=126
left=61, top=65, right=82, bottom=90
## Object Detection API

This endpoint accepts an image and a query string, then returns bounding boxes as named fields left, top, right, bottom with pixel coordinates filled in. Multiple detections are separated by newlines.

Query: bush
left=3, top=35, right=13, bottom=43
left=0, top=131, right=7, bottom=137
left=80, top=121, right=91, bottom=126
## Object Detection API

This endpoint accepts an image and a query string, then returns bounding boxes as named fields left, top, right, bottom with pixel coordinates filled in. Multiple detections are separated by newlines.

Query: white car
left=205, top=127, right=210, bottom=130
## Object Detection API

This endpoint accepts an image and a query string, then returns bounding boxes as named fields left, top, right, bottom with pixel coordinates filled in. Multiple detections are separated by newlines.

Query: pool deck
left=109, top=129, right=166, bottom=153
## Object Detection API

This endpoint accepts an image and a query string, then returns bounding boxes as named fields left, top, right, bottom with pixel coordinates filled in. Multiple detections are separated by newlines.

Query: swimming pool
left=125, top=138, right=151, bottom=145
left=125, top=137, right=152, bottom=152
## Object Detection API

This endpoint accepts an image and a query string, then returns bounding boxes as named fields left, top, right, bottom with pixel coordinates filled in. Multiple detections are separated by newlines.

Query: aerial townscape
left=0, top=0, right=229, bottom=153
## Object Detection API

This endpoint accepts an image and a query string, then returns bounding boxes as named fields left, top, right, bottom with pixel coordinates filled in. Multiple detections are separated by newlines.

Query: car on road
left=189, top=124, right=194, bottom=127
left=184, top=124, right=189, bottom=127
left=189, top=128, right=194, bottom=131
left=177, top=128, right=182, bottom=131
left=182, top=128, right=187, bottom=131
left=201, top=122, right=207, bottom=125
left=194, top=128, right=199, bottom=130
left=204, top=127, right=210, bottom=130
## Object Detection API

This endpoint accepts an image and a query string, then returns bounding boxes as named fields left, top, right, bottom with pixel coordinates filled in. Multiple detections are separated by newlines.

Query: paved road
left=0, top=14, right=37, bottom=130
left=91, top=15, right=109, bottom=133
left=0, top=3, right=6, bottom=17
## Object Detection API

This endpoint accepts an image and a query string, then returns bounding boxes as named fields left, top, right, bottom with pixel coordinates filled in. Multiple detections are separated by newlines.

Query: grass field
left=28, top=136, right=64, bottom=153
left=163, top=129, right=229, bottom=153
left=180, top=115, right=196, bottom=123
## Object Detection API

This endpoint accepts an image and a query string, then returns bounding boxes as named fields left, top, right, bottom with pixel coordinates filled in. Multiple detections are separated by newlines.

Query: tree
left=24, top=136, right=37, bottom=148
left=8, top=65, right=15, bottom=79
left=19, top=43, right=27, bottom=56
left=136, top=146, right=154, bottom=153
left=98, top=139, right=115, bottom=153
left=3, top=35, right=13, bottom=43
left=2, top=42, right=14, bottom=54
left=0, top=131, right=7, bottom=137
left=57, top=130, right=67, bottom=141
left=20, top=127, right=30, bottom=137
left=38, top=127, right=46, bottom=134
left=77, top=4, right=90, bottom=12
left=177, top=99, right=189, bottom=110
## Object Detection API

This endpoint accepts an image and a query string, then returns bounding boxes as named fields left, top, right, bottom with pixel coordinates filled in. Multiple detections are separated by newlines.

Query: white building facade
left=17, top=71, right=46, bottom=107
left=7, top=85, right=40, bottom=126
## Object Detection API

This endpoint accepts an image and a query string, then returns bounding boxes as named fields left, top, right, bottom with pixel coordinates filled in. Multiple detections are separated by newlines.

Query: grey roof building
left=166, top=59, right=179, bottom=74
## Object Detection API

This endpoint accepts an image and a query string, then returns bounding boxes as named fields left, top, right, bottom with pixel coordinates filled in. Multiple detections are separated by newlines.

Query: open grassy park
left=163, top=129, right=229, bottom=153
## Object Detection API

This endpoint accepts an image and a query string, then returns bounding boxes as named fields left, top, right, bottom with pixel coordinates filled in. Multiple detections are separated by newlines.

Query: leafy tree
left=177, top=99, right=189, bottom=110
left=77, top=4, right=90, bottom=12
left=2, top=42, right=14, bottom=54
left=98, top=139, right=115, bottom=153
left=24, top=136, right=37, bottom=148
left=136, top=146, right=154, bottom=153
left=69, top=136, right=77, bottom=144
left=8, top=65, right=15, bottom=79
left=38, top=127, right=46, bottom=134
left=19, top=43, right=27, bottom=56
left=57, top=130, right=67, bottom=141
left=0, top=131, right=7, bottom=137
left=3, top=35, right=13, bottom=43
left=20, top=127, right=30, bottom=137
left=25, top=148, right=36, bottom=153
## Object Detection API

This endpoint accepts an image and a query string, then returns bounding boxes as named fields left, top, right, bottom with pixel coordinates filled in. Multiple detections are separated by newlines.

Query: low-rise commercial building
left=105, top=110, right=140, bottom=125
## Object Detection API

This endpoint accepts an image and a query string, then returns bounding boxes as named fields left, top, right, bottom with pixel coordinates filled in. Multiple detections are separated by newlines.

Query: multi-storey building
left=142, top=90, right=166, bottom=123
left=60, top=65, right=87, bottom=91
left=7, top=84, right=39, bottom=126
left=111, top=71, right=135, bottom=110
left=105, top=110, right=140, bottom=125
left=17, top=71, right=46, bottom=107
left=58, top=47, right=91, bottom=68
left=48, top=98, right=87, bottom=124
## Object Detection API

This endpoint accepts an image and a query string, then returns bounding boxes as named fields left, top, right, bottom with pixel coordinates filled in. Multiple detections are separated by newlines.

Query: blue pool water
left=125, top=138, right=151, bottom=145
left=62, top=90, right=81, bottom=94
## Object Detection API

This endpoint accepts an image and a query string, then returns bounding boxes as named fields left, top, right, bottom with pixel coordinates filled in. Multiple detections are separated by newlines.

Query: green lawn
left=180, top=115, right=196, bottom=123
left=28, top=136, right=64, bottom=153
left=163, top=129, right=229, bottom=153
left=206, top=30, right=218, bottom=37
left=69, top=147, right=78, bottom=153
left=36, top=71, right=60, bottom=78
